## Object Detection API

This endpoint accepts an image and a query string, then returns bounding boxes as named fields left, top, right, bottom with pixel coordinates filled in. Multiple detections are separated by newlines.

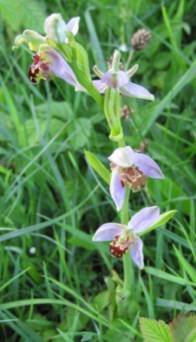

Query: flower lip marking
left=33, top=54, right=41, bottom=65
left=109, top=234, right=130, bottom=258
left=120, top=166, right=147, bottom=192
left=28, top=54, right=49, bottom=83
left=28, top=66, right=40, bottom=83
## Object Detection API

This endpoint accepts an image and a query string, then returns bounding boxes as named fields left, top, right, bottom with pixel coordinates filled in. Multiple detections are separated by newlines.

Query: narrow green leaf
left=157, top=298, right=196, bottom=312
left=162, top=5, right=177, bottom=49
left=85, top=9, right=106, bottom=70
left=85, top=150, right=110, bottom=184
left=140, top=318, right=174, bottom=342
left=174, top=246, right=196, bottom=283
left=70, top=40, right=103, bottom=107
left=145, top=267, right=195, bottom=287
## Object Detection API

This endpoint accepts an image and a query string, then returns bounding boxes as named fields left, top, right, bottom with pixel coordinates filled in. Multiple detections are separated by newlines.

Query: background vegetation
left=0, top=0, right=195, bottom=340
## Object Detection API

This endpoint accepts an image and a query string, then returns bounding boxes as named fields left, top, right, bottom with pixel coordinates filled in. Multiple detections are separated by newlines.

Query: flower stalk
left=14, top=12, right=176, bottom=320
left=120, top=188, right=133, bottom=296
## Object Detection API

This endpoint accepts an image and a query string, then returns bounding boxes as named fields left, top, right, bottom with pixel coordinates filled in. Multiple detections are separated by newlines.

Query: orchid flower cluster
left=14, top=13, right=175, bottom=275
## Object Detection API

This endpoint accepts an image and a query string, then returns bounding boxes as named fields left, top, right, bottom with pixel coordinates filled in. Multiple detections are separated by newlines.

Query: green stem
left=120, top=188, right=133, bottom=295
left=117, top=140, right=133, bottom=296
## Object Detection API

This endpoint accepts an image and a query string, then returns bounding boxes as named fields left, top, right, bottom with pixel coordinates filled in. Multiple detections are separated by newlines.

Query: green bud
left=104, top=88, right=123, bottom=142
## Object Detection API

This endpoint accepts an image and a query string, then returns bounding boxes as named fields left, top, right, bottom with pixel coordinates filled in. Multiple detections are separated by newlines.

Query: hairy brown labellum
left=28, top=67, right=40, bottom=83
left=28, top=54, right=50, bottom=83
left=120, top=166, right=146, bottom=191
left=109, top=235, right=129, bottom=258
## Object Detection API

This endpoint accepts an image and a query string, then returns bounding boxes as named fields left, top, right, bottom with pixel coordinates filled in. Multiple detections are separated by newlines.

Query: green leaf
left=71, top=40, right=92, bottom=82
left=140, top=318, right=174, bottom=342
left=84, top=9, right=106, bottom=70
left=145, top=267, right=195, bottom=287
left=157, top=298, right=196, bottom=312
left=162, top=4, right=178, bottom=49
left=69, top=39, right=103, bottom=107
left=93, top=290, right=109, bottom=312
left=36, top=101, right=74, bottom=121
left=85, top=150, right=110, bottom=184
left=174, top=246, right=196, bottom=283
left=139, top=210, right=177, bottom=236
left=68, top=118, right=92, bottom=150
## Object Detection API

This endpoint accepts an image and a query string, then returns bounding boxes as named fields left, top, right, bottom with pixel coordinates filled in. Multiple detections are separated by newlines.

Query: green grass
left=0, top=0, right=195, bottom=340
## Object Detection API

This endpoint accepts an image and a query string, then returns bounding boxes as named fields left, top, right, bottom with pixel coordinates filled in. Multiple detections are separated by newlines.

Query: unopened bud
left=131, top=29, right=151, bottom=51
left=121, top=105, right=134, bottom=119
left=138, top=139, right=149, bottom=152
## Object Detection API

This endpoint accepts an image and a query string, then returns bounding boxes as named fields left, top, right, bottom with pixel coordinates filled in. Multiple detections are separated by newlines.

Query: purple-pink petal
left=109, top=146, right=135, bottom=168
left=128, top=206, right=160, bottom=234
left=66, top=17, right=80, bottom=35
left=101, top=71, right=129, bottom=89
left=110, top=170, right=125, bottom=211
left=92, top=223, right=123, bottom=241
left=133, top=152, right=164, bottom=179
left=45, top=48, right=80, bottom=87
left=130, top=236, right=144, bottom=269
left=120, top=81, right=154, bottom=100
left=93, top=80, right=108, bottom=93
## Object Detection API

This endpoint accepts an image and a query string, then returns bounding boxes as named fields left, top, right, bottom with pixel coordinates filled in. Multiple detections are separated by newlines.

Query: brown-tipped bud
left=131, top=29, right=151, bottom=51
left=121, top=105, right=134, bottom=119
left=136, top=139, right=149, bottom=152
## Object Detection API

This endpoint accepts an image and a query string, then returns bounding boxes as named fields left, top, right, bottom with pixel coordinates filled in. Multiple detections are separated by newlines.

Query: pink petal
left=128, top=206, right=160, bottom=234
left=93, top=80, right=108, bottom=93
left=101, top=71, right=129, bottom=88
left=92, top=223, right=123, bottom=241
left=120, top=81, right=154, bottom=100
left=133, top=152, right=164, bottom=179
left=44, top=13, right=66, bottom=42
left=66, top=17, right=80, bottom=36
left=108, top=146, right=135, bottom=168
left=45, top=48, right=79, bottom=87
left=130, top=236, right=144, bottom=269
left=110, top=170, right=125, bottom=211
left=117, top=71, right=129, bottom=87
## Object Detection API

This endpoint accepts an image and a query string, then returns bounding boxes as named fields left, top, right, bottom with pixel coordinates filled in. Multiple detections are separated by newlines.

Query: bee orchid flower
left=93, top=206, right=160, bottom=269
left=109, top=146, right=164, bottom=211
left=14, top=13, right=82, bottom=88
left=93, top=63, right=154, bottom=101
left=28, top=46, right=83, bottom=90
